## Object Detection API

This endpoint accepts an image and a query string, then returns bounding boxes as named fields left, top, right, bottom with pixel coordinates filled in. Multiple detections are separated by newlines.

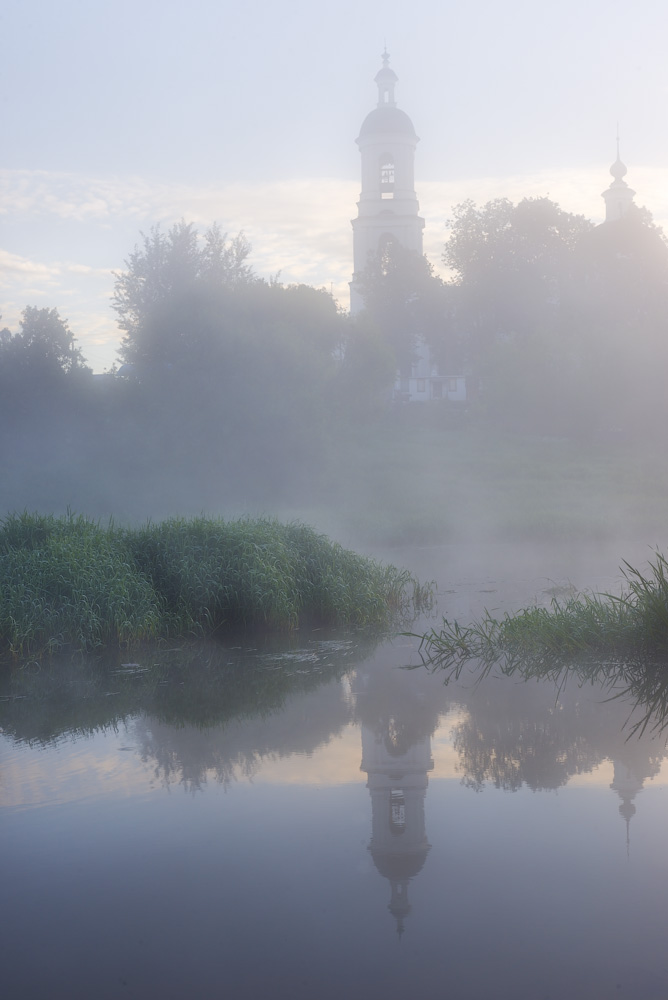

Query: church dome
left=358, top=105, right=417, bottom=139
left=610, top=156, right=628, bottom=181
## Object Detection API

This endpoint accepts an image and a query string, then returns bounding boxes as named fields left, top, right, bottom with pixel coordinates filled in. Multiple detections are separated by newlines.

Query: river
left=2, top=540, right=668, bottom=999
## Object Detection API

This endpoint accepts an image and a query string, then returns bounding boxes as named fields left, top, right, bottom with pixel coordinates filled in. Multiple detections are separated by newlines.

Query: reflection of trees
left=131, top=673, right=352, bottom=791
left=444, top=665, right=666, bottom=796
left=0, top=632, right=378, bottom=747
left=1, top=634, right=384, bottom=794
left=451, top=680, right=604, bottom=792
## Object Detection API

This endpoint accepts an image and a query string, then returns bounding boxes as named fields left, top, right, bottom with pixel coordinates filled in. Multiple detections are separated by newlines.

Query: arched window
left=380, top=154, right=395, bottom=198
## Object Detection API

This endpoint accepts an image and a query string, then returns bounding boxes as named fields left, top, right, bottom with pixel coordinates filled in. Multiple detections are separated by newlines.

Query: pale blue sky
left=2, top=0, right=667, bottom=369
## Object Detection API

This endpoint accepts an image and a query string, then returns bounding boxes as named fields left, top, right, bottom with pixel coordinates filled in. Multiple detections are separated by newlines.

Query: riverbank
left=274, top=418, right=668, bottom=549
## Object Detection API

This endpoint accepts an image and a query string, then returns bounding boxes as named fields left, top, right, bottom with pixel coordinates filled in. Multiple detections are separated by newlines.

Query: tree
left=442, top=197, right=595, bottom=373
left=571, top=204, right=668, bottom=330
left=443, top=195, right=668, bottom=437
left=0, top=307, right=89, bottom=376
left=444, top=197, right=593, bottom=286
left=355, top=241, right=455, bottom=375
left=113, top=221, right=255, bottom=364
left=567, top=205, right=668, bottom=436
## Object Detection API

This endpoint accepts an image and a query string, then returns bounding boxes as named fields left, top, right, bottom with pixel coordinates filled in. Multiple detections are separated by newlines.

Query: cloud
left=0, top=249, right=61, bottom=284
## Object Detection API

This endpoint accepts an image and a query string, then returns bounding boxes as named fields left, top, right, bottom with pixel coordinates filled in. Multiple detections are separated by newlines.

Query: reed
left=0, top=512, right=431, bottom=658
left=124, top=517, right=432, bottom=632
left=0, top=511, right=162, bottom=657
left=417, top=551, right=668, bottom=669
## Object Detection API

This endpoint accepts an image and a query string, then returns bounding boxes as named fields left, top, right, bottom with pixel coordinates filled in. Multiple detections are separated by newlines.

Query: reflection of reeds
left=413, top=552, right=668, bottom=736
left=0, top=634, right=374, bottom=744
left=0, top=512, right=432, bottom=659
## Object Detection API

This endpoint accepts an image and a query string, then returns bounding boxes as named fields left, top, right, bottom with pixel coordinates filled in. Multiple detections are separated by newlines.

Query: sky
left=2, top=0, right=668, bottom=371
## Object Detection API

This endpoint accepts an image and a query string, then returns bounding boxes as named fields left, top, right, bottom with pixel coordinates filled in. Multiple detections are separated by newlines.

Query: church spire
left=602, top=132, right=636, bottom=222
left=374, top=48, right=398, bottom=107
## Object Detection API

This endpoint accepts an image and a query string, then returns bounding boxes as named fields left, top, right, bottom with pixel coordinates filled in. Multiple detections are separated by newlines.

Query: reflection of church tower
left=361, top=719, right=433, bottom=937
left=350, top=50, right=425, bottom=313
left=610, top=758, right=645, bottom=855
left=602, top=139, right=636, bottom=222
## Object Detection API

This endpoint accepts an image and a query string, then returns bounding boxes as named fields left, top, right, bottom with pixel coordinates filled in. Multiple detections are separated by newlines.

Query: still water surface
left=3, top=542, right=668, bottom=999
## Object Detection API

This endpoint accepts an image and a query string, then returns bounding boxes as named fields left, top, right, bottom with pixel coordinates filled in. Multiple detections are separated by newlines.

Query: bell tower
left=350, top=51, right=425, bottom=313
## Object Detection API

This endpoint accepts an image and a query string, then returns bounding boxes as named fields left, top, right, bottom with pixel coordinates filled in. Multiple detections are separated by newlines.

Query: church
left=349, top=52, right=640, bottom=406
left=349, top=50, right=466, bottom=404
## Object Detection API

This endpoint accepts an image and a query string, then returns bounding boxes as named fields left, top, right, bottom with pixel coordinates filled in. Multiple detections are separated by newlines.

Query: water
left=3, top=542, right=668, bottom=999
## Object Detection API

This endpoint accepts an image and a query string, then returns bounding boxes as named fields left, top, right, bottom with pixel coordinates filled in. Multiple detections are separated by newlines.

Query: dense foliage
left=0, top=306, right=89, bottom=377
left=355, top=195, right=668, bottom=436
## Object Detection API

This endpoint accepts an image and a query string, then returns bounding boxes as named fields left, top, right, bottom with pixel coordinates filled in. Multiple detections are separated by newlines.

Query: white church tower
left=350, top=50, right=425, bottom=313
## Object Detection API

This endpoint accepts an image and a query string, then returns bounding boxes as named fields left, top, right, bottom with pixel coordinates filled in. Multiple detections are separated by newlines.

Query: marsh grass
left=0, top=511, right=162, bottom=657
left=125, top=517, right=432, bottom=633
left=0, top=512, right=431, bottom=659
left=414, top=551, right=668, bottom=735
left=417, top=552, right=668, bottom=667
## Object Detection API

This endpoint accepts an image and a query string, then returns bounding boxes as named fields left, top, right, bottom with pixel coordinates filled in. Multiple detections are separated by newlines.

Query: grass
left=417, top=552, right=668, bottom=667
left=5, top=415, right=668, bottom=548
left=0, top=511, right=433, bottom=659
left=0, top=511, right=162, bottom=658
left=304, top=417, right=668, bottom=546
left=414, top=551, right=668, bottom=735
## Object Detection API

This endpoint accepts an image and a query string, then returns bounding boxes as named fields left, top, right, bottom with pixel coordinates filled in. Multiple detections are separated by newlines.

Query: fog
left=3, top=9, right=668, bottom=599
left=0, top=346, right=665, bottom=598
left=2, top=218, right=667, bottom=564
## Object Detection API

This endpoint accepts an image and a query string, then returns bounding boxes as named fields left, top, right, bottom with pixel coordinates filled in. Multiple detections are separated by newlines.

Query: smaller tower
left=602, top=136, right=636, bottom=222
left=610, top=759, right=644, bottom=856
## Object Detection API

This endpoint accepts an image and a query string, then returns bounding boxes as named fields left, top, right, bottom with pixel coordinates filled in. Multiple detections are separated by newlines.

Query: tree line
left=2, top=195, right=667, bottom=517
left=358, top=196, right=668, bottom=436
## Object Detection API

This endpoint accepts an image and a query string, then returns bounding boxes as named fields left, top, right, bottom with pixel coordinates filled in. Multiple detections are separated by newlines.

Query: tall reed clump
left=0, top=511, right=163, bottom=657
left=280, top=521, right=432, bottom=626
left=418, top=552, right=668, bottom=668
left=124, top=516, right=303, bottom=632
left=124, top=517, right=431, bottom=634
left=0, top=512, right=431, bottom=658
